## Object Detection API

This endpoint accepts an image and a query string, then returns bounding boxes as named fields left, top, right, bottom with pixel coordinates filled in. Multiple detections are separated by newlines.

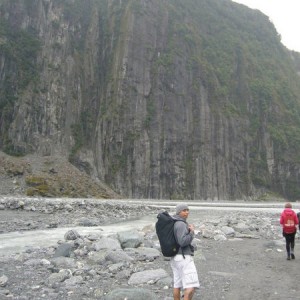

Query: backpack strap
left=174, top=219, right=187, bottom=259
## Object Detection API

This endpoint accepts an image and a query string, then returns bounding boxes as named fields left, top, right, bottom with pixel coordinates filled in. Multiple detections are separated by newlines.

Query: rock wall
left=1, top=0, right=300, bottom=200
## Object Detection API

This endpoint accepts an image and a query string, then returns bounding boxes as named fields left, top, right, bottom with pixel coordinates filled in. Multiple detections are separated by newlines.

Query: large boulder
left=124, top=247, right=160, bottom=261
left=117, top=230, right=144, bottom=249
left=92, top=237, right=121, bottom=251
left=53, top=243, right=74, bottom=257
left=104, top=288, right=157, bottom=300
left=128, top=268, right=169, bottom=285
left=105, top=250, right=134, bottom=263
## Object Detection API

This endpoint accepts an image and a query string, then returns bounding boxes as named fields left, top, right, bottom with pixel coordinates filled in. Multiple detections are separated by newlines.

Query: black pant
left=283, top=231, right=296, bottom=255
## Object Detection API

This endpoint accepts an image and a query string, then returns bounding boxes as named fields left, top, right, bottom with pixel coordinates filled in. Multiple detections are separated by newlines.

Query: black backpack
left=155, top=211, right=183, bottom=257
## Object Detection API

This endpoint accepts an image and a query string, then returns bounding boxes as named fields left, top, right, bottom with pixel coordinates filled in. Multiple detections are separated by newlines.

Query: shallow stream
left=0, top=200, right=295, bottom=257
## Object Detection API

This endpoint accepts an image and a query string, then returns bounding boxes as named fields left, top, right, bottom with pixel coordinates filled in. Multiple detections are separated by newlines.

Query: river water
left=0, top=214, right=158, bottom=257
left=0, top=200, right=297, bottom=257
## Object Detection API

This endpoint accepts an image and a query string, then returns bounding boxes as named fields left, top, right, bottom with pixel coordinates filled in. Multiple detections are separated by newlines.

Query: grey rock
left=125, top=247, right=160, bottom=261
left=93, top=237, right=121, bottom=251
left=202, top=229, right=215, bottom=239
left=45, top=269, right=72, bottom=287
left=53, top=243, right=74, bottom=257
left=87, top=251, right=107, bottom=265
left=0, top=275, right=8, bottom=287
left=128, top=268, right=169, bottom=285
left=105, top=250, right=134, bottom=263
left=104, top=288, right=157, bottom=300
left=221, top=226, right=235, bottom=236
left=64, top=275, right=84, bottom=287
left=235, top=233, right=260, bottom=239
left=214, top=233, right=227, bottom=241
left=157, top=276, right=173, bottom=286
left=117, top=230, right=143, bottom=249
left=108, top=262, right=126, bottom=273
left=50, top=257, right=77, bottom=268
left=64, top=229, right=81, bottom=241
left=64, top=204, right=73, bottom=211
left=24, top=258, right=51, bottom=266
left=0, top=289, right=10, bottom=296
left=93, top=288, right=105, bottom=298
left=115, top=269, right=131, bottom=280
left=233, top=222, right=252, bottom=234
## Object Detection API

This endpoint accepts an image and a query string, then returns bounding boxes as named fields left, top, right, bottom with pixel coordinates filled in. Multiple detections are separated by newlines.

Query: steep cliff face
left=1, top=0, right=300, bottom=200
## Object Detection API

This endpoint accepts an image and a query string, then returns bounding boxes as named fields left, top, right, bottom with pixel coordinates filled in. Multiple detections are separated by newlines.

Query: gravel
left=0, top=197, right=299, bottom=300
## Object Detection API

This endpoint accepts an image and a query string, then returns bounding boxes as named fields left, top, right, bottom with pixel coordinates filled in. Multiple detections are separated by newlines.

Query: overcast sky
left=232, top=0, right=300, bottom=52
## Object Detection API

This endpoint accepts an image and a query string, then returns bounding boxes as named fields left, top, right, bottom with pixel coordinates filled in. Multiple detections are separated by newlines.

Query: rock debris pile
left=0, top=196, right=158, bottom=233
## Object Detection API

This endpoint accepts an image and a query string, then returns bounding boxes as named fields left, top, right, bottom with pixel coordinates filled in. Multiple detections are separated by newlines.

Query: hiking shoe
left=291, top=253, right=295, bottom=259
left=287, top=256, right=291, bottom=260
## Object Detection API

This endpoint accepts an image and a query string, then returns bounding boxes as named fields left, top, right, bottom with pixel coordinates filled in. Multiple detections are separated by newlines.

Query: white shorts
left=170, top=254, right=200, bottom=289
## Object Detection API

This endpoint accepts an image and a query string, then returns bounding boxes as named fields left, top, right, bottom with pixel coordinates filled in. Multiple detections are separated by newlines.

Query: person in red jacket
left=280, top=202, right=299, bottom=260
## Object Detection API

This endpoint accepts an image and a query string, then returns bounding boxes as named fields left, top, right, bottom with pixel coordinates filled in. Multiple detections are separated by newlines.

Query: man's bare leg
left=184, top=287, right=195, bottom=300
left=173, top=287, right=181, bottom=300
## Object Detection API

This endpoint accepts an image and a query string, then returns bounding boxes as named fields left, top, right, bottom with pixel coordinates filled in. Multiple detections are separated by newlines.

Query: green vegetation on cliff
left=1, top=0, right=300, bottom=200
left=0, top=18, right=40, bottom=155
left=149, top=0, right=300, bottom=198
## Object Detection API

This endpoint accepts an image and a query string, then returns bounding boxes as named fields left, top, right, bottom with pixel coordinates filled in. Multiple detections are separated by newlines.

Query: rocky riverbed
left=0, top=196, right=300, bottom=300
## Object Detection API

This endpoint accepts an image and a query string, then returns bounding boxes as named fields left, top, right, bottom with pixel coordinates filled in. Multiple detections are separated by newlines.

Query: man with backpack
left=170, top=203, right=200, bottom=300
left=280, top=202, right=299, bottom=260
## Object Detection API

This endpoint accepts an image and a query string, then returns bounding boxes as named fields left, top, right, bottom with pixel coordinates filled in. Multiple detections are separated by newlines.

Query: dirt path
left=196, top=238, right=300, bottom=300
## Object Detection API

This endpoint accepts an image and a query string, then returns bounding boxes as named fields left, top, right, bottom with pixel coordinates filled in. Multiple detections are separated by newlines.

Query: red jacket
left=280, top=208, right=299, bottom=234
